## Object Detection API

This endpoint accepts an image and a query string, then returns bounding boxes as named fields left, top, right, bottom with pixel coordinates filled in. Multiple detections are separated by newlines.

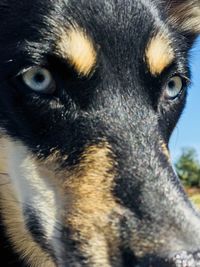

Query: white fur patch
left=5, top=138, right=63, bottom=264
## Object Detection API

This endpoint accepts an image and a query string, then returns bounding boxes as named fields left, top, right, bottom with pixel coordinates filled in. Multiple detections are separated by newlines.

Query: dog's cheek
left=0, top=136, right=60, bottom=266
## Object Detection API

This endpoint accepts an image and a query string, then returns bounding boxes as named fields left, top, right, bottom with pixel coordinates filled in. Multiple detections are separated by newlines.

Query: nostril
left=121, top=248, right=139, bottom=267
left=171, top=251, right=200, bottom=267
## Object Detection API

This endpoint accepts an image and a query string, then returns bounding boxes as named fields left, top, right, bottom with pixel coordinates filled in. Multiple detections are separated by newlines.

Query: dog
left=0, top=0, right=200, bottom=266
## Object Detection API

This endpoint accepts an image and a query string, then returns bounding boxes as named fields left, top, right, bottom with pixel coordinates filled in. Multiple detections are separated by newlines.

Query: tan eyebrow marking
left=145, top=32, right=174, bottom=76
left=57, top=25, right=97, bottom=77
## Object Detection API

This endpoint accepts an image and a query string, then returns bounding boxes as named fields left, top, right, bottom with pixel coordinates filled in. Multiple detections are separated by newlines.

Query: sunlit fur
left=0, top=1, right=200, bottom=267
left=57, top=25, right=97, bottom=77
left=166, top=0, right=200, bottom=34
left=145, top=31, right=174, bottom=76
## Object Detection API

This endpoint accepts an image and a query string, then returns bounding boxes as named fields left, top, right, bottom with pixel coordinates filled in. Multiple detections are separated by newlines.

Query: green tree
left=175, top=148, right=200, bottom=187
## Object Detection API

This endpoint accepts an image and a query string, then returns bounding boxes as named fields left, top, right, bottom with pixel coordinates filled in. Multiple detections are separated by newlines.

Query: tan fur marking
left=146, top=32, right=174, bottom=76
left=160, top=141, right=170, bottom=161
left=0, top=137, right=122, bottom=266
left=64, top=143, right=116, bottom=213
left=0, top=139, right=7, bottom=174
left=58, top=25, right=97, bottom=76
left=0, top=137, right=55, bottom=267
left=63, top=142, right=121, bottom=266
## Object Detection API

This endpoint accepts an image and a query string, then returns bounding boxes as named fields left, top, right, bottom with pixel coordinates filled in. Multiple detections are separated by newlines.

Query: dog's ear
left=166, top=0, right=200, bottom=36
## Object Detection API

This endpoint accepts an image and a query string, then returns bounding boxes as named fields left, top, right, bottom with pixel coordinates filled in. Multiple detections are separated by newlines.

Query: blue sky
left=170, top=37, right=200, bottom=162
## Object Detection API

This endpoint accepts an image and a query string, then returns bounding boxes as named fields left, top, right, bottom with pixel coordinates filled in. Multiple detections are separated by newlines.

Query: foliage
left=175, top=148, right=200, bottom=187
left=190, top=194, right=200, bottom=208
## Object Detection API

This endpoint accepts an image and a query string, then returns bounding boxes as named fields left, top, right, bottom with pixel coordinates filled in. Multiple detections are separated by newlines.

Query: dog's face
left=0, top=0, right=200, bottom=266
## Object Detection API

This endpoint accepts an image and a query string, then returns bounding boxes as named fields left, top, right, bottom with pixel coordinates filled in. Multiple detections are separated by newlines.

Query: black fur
left=0, top=0, right=200, bottom=266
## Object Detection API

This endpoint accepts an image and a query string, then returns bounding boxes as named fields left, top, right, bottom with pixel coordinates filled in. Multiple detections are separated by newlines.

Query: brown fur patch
left=145, top=32, right=174, bottom=76
left=57, top=25, right=97, bottom=77
left=63, top=142, right=122, bottom=266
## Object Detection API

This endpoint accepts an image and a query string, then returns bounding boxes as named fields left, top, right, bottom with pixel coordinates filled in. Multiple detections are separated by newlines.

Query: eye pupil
left=34, top=73, right=45, bottom=83
left=168, top=80, right=175, bottom=89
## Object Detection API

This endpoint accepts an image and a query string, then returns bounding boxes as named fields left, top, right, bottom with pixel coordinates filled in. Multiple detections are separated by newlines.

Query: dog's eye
left=22, top=67, right=55, bottom=93
left=164, top=76, right=184, bottom=100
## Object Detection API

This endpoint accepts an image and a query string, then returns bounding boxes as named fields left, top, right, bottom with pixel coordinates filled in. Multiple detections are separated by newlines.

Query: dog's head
left=0, top=0, right=200, bottom=266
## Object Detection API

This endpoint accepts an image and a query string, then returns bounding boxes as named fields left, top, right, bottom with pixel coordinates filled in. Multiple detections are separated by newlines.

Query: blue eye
left=165, top=76, right=184, bottom=100
left=22, top=67, right=56, bottom=94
